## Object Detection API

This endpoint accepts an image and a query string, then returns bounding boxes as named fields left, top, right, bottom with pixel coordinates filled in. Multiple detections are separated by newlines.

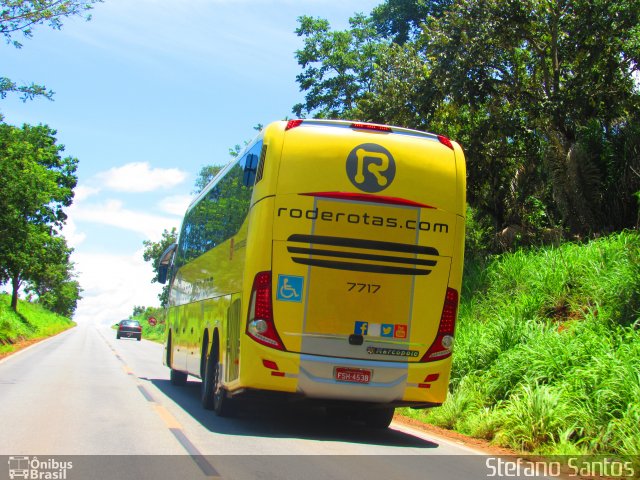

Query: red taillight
left=285, top=119, right=303, bottom=130
left=437, top=135, right=454, bottom=150
left=350, top=122, right=392, bottom=133
left=246, top=271, right=285, bottom=350
left=421, top=288, right=459, bottom=362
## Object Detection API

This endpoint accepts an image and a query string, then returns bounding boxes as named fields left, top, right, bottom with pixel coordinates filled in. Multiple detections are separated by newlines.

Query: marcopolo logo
left=346, top=143, right=396, bottom=193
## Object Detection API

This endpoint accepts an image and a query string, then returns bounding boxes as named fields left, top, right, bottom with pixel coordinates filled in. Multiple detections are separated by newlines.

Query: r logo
left=346, top=143, right=396, bottom=193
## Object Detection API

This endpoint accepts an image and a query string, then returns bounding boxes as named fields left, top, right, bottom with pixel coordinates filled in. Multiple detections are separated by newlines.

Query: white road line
left=390, top=421, right=489, bottom=455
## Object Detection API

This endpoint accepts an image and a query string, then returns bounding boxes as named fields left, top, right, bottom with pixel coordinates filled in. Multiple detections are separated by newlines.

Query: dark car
left=116, top=320, right=142, bottom=341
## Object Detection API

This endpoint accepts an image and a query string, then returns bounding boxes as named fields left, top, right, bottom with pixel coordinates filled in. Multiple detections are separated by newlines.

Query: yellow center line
left=153, top=404, right=183, bottom=429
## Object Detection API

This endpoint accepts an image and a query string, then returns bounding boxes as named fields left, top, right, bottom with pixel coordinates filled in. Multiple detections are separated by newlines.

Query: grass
left=0, top=293, right=75, bottom=355
left=138, top=316, right=165, bottom=343
left=400, top=231, right=640, bottom=460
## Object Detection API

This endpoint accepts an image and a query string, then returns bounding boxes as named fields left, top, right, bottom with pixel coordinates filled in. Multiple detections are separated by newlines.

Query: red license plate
left=334, top=367, right=372, bottom=384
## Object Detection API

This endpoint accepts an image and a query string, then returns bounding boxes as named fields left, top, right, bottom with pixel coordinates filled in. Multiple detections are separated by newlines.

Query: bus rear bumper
left=298, top=354, right=407, bottom=403
left=237, top=341, right=451, bottom=406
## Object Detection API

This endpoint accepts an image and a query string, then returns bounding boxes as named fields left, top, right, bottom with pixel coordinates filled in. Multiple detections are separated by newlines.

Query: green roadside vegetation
left=137, top=316, right=166, bottom=343
left=114, top=306, right=166, bottom=344
left=400, top=231, right=640, bottom=462
left=0, top=293, right=75, bottom=356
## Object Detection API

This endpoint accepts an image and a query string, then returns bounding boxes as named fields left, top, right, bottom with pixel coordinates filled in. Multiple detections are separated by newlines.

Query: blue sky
left=2, top=0, right=381, bottom=325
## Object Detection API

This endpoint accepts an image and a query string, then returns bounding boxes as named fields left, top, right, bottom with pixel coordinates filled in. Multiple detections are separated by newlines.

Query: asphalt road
left=0, top=324, right=522, bottom=480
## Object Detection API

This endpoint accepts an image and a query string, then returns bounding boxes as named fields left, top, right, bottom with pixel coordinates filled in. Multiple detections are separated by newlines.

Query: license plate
left=334, top=367, right=372, bottom=384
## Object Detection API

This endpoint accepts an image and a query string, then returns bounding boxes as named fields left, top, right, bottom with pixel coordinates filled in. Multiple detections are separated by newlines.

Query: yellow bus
left=158, top=119, right=466, bottom=428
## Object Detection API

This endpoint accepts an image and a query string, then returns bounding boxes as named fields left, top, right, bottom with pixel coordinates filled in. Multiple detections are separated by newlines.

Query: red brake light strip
left=300, top=192, right=435, bottom=209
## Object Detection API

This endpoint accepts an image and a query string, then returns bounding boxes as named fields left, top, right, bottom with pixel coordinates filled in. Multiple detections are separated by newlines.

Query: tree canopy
left=0, top=122, right=79, bottom=312
left=0, top=0, right=101, bottom=102
left=293, top=0, right=640, bottom=251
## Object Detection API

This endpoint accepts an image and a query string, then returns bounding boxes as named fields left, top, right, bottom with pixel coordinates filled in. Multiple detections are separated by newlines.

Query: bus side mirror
left=158, top=264, right=169, bottom=284
left=242, top=152, right=259, bottom=187
left=157, top=243, right=177, bottom=284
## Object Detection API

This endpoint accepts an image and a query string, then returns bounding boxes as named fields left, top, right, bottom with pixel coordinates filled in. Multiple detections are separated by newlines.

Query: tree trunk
left=11, top=276, right=20, bottom=311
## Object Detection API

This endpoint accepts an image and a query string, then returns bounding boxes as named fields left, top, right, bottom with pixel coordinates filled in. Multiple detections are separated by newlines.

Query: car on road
left=116, top=320, right=142, bottom=341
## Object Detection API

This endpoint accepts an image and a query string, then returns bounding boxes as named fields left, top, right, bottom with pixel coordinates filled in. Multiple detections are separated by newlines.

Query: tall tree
left=371, top=0, right=452, bottom=44
left=294, top=14, right=386, bottom=119
left=26, top=234, right=81, bottom=317
left=292, top=0, right=640, bottom=245
left=421, top=0, right=640, bottom=235
left=0, top=0, right=102, bottom=102
left=0, top=122, right=78, bottom=310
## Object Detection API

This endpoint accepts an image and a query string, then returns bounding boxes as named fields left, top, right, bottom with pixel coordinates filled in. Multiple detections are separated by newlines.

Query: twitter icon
left=381, top=324, right=394, bottom=337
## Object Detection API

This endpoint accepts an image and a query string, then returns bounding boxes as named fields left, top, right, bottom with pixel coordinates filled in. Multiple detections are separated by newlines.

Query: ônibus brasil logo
left=8, top=456, right=73, bottom=479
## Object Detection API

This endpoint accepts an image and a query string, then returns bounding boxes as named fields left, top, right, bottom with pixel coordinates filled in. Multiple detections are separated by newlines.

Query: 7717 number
left=347, top=283, right=380, bottom=293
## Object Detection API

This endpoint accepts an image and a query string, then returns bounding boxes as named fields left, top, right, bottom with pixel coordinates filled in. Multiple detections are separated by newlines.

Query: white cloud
left=70, top=199, right=179, bottom=239
left=159, top=194, right=193, bottom=217
left=74, top=185, right=101, bottom=202
left=61, top=218, right=87, bottom=249
left=97, top=162, right=187, bottom=193
left=72, top=249, right=162, bottom=325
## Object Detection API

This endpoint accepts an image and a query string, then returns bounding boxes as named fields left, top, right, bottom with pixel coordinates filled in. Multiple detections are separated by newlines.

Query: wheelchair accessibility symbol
left=276, top=275, right=304, bottom=303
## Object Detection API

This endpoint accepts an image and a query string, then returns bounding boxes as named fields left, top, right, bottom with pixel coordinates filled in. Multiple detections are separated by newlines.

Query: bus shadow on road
left=148, top=378, right=439, bottom=449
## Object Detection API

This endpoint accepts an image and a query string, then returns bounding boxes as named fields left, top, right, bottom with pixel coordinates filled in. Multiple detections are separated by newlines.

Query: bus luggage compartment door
left=271, top=194, right=454, bottom=363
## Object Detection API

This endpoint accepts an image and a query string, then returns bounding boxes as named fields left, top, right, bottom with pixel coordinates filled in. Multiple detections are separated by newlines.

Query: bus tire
left=362, top=407, right=395, bottom=429
left=167, top=332, right=188, bottom=386
left=201, top=345, right=216, bottom=410
left=213, top=356, right=236, bottom=417
left=170, top=368, right=188, bottom=386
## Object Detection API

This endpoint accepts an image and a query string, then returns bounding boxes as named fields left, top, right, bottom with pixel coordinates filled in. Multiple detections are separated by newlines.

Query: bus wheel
left=170, top=368, right=188, bottom=386
left=362, top=407, right=395, bottom=429
left=213, top=358, right=236, bottom=417
left=201, top=348, right=216, bottom=410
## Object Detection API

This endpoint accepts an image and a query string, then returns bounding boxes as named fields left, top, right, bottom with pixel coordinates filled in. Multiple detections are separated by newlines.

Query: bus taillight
left=421, top=288, right=459, bottom=362
left=437, top=135, right=454, bottom=150
left=285, top=119, right=303, bottom=130
left=246, top=271, right=286, bottom=350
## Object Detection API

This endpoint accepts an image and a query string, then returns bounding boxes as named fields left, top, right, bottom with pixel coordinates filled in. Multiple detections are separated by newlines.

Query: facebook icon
left=354, top=321, right=369, bottom=335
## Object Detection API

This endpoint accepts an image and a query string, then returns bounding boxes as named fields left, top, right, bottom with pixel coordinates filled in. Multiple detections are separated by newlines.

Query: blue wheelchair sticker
left=276, top=275, right=304, bottom=302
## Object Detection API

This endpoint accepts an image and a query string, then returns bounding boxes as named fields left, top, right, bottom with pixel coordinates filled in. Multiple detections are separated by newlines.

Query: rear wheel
left=201, top=346, right=216, bottom=410
left=362, top=407, right=395, bottom=429
left=212, top=357, right=236, bottom=417
left=170, top=368, right=188, bottom=386
left=116, top=333, right=120, bottom=339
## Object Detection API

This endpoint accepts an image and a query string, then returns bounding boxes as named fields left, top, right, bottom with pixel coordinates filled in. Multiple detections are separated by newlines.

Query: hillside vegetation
left=401, top=231, right=640, bottom=459
left=0, top=293, right=75, bottom=356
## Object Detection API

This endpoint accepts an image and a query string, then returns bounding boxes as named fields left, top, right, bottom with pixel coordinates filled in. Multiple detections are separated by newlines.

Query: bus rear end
left=240, top=119, right=465, bottom=424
